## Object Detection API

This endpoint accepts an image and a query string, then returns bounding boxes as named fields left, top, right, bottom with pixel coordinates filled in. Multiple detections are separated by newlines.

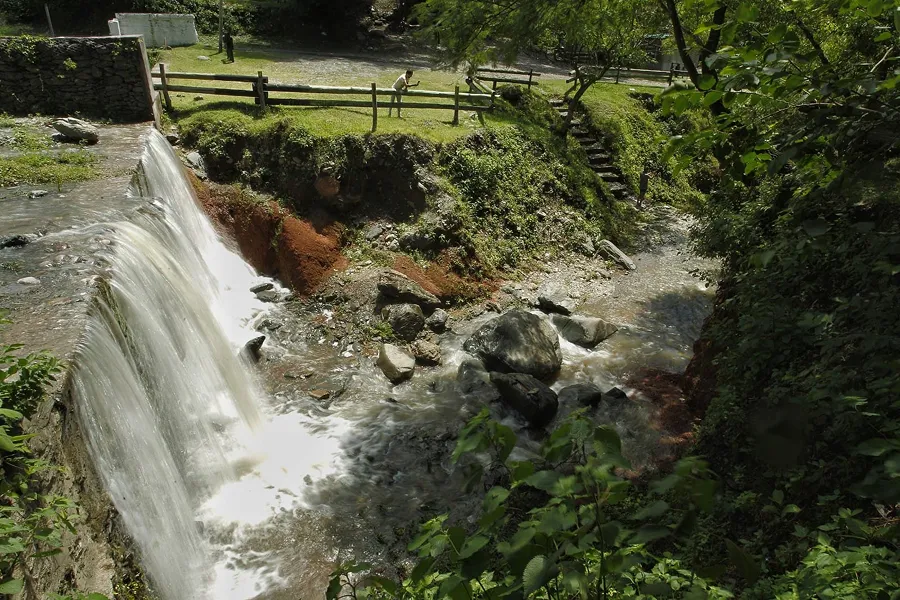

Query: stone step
left=585, top=149, right=610, bottom=160
left=607, top=182, right=629, bottom=197
left=591, top=163, right=618, bottom=173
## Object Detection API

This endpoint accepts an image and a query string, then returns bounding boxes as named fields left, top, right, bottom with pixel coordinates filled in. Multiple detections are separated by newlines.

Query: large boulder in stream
left=551, top=314, right=618, bottom=348
left=463, top=310, right=562, bottom=379
left=490, top=372, right=558, bottom=428
left=456, top=358, right=500, bottom=404
left=558, top=382, right=606, bottom=407
left=598, top=240, right=636, bottom=271
left=377, top=343, right=416, bottom=383
left=52, top=117, right=99, bottom=143
left=381, top=303, right=425, bottom=341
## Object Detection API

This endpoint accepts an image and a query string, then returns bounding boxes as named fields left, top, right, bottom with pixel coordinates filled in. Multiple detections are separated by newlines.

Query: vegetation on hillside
left=321, top=0, right=900, bottom=598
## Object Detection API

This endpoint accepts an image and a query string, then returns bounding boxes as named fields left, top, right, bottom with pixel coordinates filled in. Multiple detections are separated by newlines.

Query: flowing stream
left=69, top=131, right=715, bottom=599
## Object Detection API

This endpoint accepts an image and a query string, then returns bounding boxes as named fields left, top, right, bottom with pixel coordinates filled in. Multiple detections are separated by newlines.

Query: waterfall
left=71, top=130, right=266, bottom=600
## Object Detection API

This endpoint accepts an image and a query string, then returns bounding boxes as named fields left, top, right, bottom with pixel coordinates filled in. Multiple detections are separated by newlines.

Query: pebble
left=309, top=389, right=331, bottom=400
left=197, top=55, right=210, bottom=61
left=17, top=277, right=40, bottom=285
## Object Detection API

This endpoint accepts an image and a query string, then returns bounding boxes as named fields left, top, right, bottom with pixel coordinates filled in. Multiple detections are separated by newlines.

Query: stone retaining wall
left=109, top=13, right=199, bottom=47
left=0, top=35, right=157, bottom=123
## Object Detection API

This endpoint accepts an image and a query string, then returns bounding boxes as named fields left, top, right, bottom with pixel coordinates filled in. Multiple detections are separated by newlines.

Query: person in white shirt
left=389, top=69, right=419, bottom=117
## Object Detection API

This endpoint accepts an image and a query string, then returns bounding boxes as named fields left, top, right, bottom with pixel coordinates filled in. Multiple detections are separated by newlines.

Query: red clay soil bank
left=625, top=368, right=698, bottom=467
left=191, top=175, right=346, bottom=295
left=393, top=253, right=497, bottom=304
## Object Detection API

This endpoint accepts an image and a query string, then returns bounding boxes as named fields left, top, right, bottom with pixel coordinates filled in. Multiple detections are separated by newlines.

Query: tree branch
left=794, top=17, right=830, bottom=65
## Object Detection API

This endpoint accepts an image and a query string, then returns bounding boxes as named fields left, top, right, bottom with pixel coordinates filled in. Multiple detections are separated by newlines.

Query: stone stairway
left=550, top=99, right=630, bottom=200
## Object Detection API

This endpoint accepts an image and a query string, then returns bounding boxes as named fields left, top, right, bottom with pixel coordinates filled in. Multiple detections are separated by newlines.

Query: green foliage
left=0, top=148, right=99, bottom=187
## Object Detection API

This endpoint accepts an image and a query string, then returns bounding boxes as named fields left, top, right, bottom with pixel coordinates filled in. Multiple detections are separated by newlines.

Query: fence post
left=453, top=85, right=460, bottom=125
left=668, top=64, right=675, bottom=85
left=615, top=66, right=621, bottom=84
left=528, top=69, right=534, bottom=89
left=159, top=62, right=173, bottom=112
left=257, top=71, right=266, bottom=109
left=371, top=82, right=378, bottom=132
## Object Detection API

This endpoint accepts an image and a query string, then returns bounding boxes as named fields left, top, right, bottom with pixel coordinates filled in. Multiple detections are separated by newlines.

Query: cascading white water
left=71, top=130, right=267, bottom=600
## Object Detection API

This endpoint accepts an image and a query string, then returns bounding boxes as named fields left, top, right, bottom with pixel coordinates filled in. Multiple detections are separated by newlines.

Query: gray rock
left=381, top=303, right=425, bottom=342
left=16, top=276, right=40, bottom=285
left=259, top=318, right=282, bottom=331
left=490, top=372, right=559, bottom=428
left=399, top=228, right=435, bottom=251
left=250, top=282, right=274, bottom=293
left=456, top=358, right=500, bottom=404
left=551, top=314, right=618, bottom=348
left=463, top=310, right=562, bottom=379
left=606, top=387, right=629, bottom=401
left=165, top=132, right=181, bottom=145
left=426, top=308, right=449, bottom=332
left=241, top=335, right=265, bottom=362
left=377, top=344, right=415, bottom=383
left=52, top=117, right=99, bottom=143
left=186, top=151, right=205, bottom=171
left=365, top=224, right=384, bottom=241
left=580, top=239, right=596, bottom=256
left=537, top=287, right=577, bottom=315
left=28, top=190, right=49, bottom=199
left=558, top=382, right=605, bottom=407
left=377, top=269, right=441, bottom=310
left=197, top=55, right=210, bottom=61
left=256, top=290, right=279, bottom=302
left=411, top=340, right=442, bottom=365
left=0, top=234, right=35, bottom=249
left=598, top=239, right=636, bottom=271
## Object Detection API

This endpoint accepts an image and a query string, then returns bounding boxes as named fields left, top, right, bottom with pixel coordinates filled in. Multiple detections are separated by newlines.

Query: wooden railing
left=566, top=65, right=692, bottom=86
left=475, top=67, right=541, bottom=90
left=152, top=64, right=495, bottom=132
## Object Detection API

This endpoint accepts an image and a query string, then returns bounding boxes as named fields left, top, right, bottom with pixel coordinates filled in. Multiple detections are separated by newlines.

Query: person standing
left=638, top=168, right=651, bottom=209
left=223, top=30, right=235, bottom=63
left=389, top=69, right=419, bottom=117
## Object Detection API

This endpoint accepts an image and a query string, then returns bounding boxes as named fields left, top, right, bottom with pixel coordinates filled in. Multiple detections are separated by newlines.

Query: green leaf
left=801, top=218, right=831, bottom=237
left=857, top=438, right=897, bottom=456
left=782, top=504, right=801, bottom=515
left=438, top=574, right=465, bottom=600
left=410, top=556, right=435, bottom=583
left=448, top=527, right=466, bottom=553
left=458, top=535, right=490, bottom=559
left=698, top=74, right=716, bottom=90
left=593, top=425, right=621, bottom=454
left=725, top=539, right=761, bottom=584
left=523, top=555, right=550, bottom=596
left=511, top=460, right=535, bottom=483
left=641, top=582, right=673, bottom=595
left=771, top=490, right=784, bottom=506
left=0, top=408, right=23, bottom=420
left=0, top=579, right=24, bottom=594
left=875, top=31, right=892, bottom=42
left=0, top=431, right=19, bottom=452
left=703, top=90, right=724, bottom=106
left=524, top=470, right=562, bottom=492
left=366, top=576, right=398, bottom=595
left=629, top=525, right=670, bottom=545
left=632, top=500, right=670, bottom=520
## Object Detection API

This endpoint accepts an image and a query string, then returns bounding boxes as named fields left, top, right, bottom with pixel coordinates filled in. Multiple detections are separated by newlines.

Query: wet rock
left=52, top=117, right=99, bottom=143
left=381, top=303, right=425, bottom=342
left=426, top=308, right=449, bottom=332
left=537, top=287, right=577, bottom=315
left=241, top=335, right=265, bottom=362
left=309, top=389, right=331, bottom=400
left=259, top=318, right=282, bottom=331
left=598, top=239, right=636, bottom=271
left=377, top=269, right=441, bottom=310
left=456, top=358, right=500, bottom=404
left=558, top=382, right=605, bottom=407
left=256, top=290, right=279, bottom=302
left=463, top=310, right=562, bottom=379
left=16, top=276, right=40, bottom=285
left=412, top=340, right=442, bottom=366
left=490, top=372, right=558, bottom=428
left=250, top=282, right=274, bottom=293
left=551, top=314, right=618, bottom=348
left=606, top=387, right=629, bottom=401
left=165, top=132, right=181, bottom=145
left=0, top=234, right=35, bottom=249
left=377, top=343, right=415, bottom=383
left=28, top=190, right=49, bottom=199
left=365, top=224, right=384, bottom=241
left=186, top=151, right=205, bottom=171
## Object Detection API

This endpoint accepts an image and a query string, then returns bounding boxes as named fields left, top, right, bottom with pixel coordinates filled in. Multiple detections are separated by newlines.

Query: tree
left=413, top=0, right=664, bottom=124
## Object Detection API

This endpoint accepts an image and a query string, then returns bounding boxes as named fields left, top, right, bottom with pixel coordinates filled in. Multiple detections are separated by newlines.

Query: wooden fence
left=567, top=64, right=691, bottom=86
left=475, top=67, right=541, bottom=90
left=152, top=64, right=494, bottom=132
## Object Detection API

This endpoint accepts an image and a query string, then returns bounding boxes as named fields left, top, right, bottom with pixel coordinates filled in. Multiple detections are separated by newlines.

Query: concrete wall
left=109, top=13, right=199, bottom=48
left=0, top=35, right=157, bottom=123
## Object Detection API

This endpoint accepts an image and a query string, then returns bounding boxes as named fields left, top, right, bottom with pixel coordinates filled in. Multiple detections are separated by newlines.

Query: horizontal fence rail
left=475, top=67, right=541, bottom=90
left=566, top=65, right=692, bottom=85
left=151, top=64, right=494, bottom=131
